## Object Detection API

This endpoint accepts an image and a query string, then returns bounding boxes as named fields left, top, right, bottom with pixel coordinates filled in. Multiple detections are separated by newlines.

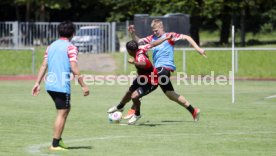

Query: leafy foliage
left=0, top=0, right=276, bottom=45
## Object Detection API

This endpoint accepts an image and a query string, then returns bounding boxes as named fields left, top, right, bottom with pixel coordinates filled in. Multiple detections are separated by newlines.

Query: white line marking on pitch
left=26, top=131, right=276, bottom=156
left=26, top=136, right=128, bottom=156
left=265, top=94, right=276, bottom=99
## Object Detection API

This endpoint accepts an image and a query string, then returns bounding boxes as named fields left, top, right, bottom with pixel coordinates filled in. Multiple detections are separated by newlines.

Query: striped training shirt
left=44, top=37, right=78, bottom=94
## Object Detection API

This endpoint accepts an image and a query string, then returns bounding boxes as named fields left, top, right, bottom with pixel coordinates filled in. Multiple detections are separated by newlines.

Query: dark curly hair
left=58, top=21, right=75, bottom=38
left=126, top=40, right=138, bottom=53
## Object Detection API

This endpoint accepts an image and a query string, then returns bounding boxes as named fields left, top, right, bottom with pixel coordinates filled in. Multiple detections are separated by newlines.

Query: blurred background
left=1, top=0, right=275, bottom=48
left=0, top=0, right=275, bottom=76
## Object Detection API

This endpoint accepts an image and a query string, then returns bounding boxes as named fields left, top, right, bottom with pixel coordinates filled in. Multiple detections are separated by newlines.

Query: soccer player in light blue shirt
left=126, top=19, right=206, bottom=121
left=32, top=21, right=89, bottom=151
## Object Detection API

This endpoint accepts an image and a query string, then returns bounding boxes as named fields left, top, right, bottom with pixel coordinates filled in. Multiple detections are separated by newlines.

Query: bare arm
left=32, top=58, right=48, bottom=96
left=128, top=58, right=146, bottom=68
left=128, top=35, right=172, bottom=68
left=150, top=35, right=172, bottom=48
left=128, top=25, right=146, bottom=45
left=181, top=34, right=206, bottom=57
left=70, top=62, right=89, bottom=96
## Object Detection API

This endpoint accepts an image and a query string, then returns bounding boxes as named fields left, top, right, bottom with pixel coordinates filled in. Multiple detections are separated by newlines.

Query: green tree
left=14, top=0, right=71, bottom=21
left=103, top=0, right=204, bottom=44
left=101, top=0, right=154, bottom=22
left=151, top=0, right=204, bottom=45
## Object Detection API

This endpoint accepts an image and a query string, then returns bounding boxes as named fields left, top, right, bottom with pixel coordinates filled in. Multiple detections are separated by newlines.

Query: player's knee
left=131, top=92, right=139, bottom=100
left=126, top=90, right=132, bottom=96
left=166, top=94, right=175, bottom=101
left=57, top=109, right=70, bottom=118
left=65, top=108, right=70, bottom=114
left=165, top=91, right=179, bottom=101
left=131, top=95, right=139, bottom=100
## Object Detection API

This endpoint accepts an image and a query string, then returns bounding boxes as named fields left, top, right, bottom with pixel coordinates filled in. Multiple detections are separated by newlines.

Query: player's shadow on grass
left=138, top=120, right=191, bottom=127
left=67, top=146, right=93, bottom=150
left=138, top=123, right=162, bottom=127
left=161, top=120, right=193, bottom=123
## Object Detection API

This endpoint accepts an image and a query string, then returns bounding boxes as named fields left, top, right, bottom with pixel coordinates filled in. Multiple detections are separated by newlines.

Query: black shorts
left=129, top=77, right=158, bottom=98
left=47, top=90, right=70, bottom=109
left=156, top=67, right=174, bottom=93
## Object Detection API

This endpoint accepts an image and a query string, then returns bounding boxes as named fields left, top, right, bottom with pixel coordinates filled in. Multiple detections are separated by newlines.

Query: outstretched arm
left=32, top=58, right=47, bottom=96
left=128, top=35, right=173, bottom=69
left=181, top=34, right=206, bottom=57
left=128, top=25, right=139, bottom=42
left=128, top=25, right=146, bottom=45
left=128, top=35, right=172, bottom=68
left=150, top=34, right=172, bottom=48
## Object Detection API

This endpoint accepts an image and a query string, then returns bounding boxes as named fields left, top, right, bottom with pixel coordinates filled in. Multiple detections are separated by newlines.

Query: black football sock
left=186, top=105, right=195, bottom=114
left=135, top=110, right=140, bottom=116
left=116, top=103, right=125, bottom=109
left=52, top=138, right=60, bottom=147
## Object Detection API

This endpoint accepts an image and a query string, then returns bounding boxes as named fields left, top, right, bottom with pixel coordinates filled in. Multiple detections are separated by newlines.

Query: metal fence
left=123, top=47, right=276, bottom=73
left=176, top=47, right=276, bottom=73
left=0, top=22, right=15, bottom=46
left=0, top=21, right=117, bottom=53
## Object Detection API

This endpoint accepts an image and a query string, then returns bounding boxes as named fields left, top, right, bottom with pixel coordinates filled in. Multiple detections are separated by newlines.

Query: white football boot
left=107, top=106, right=124, bottom=113
left=128, top=115, right=142, bottom=125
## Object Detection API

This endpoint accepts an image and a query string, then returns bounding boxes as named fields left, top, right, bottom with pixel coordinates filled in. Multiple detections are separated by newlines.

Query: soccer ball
left=108, top=111, right=122, bottom=123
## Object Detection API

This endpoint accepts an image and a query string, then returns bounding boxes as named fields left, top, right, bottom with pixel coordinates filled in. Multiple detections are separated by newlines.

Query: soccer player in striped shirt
left=126, top=19, right=206, bottom=121
left=107, top=35, right=172, bottom=125
left=32, top=21, right=89, bottom=150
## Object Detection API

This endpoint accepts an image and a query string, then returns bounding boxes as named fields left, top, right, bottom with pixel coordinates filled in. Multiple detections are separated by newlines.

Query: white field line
left=264, top=94, right=276, bottom=99
left=26, top=131, right=276, bottom=156
left=26, top=136, right=128, bottom=156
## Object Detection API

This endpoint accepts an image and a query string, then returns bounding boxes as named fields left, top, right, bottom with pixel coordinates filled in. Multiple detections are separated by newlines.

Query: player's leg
left=123, top=107, right=136, bottom=119
left=128, top=90, right=142, bottom=124
left=128, top=84, right=158, bottom=124
left=165, top=90, right=200, bottom=121
left=107, top=78, right=139, bottom=113
left=157, top=67, right=200, bottom=121
left=123, top=76, right=159, bottom=119
left=47, top=91, right=71, bottom=150
left=130, top=91, right=141, bottom=115
left=53, top=108, right=70, bottom=147
left=165, top=90, right=189, bottom=107
left=107, top=90, right=131, bottom=113
left=117, top=90, right=132, bottom=109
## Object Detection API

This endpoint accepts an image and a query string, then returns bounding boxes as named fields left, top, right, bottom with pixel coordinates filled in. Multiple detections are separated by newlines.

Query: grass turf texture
left=0, top=48, right=44, bottom=75
left=0, top=80, right=276, bottom=156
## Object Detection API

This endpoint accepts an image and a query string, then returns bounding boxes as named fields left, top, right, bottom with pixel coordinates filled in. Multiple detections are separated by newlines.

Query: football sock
left=186, top=105, right=195, bottom=114
left=117, top=103, right=124, bottom=109
left=52, top=138, right=60, bottom=147
left=135, top=110, right=140, bottom=116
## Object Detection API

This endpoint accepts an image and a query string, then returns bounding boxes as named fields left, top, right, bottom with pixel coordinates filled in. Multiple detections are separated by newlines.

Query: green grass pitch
left=0, top=80, right=276, bottom=156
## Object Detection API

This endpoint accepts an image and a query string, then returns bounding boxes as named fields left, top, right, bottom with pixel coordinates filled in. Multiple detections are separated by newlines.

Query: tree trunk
left=40, top=1, right=45, bottom=21
left=190, top=0, right=203, bottom=45
left=15, top=5, right=20, bottom=21
left=220, top=2, right=231, bottom=45
left=190, top=15, right=201, bottom=45
left=240, top=8, right=246, bottom=47
left=26, top=2, right=30, bottom=21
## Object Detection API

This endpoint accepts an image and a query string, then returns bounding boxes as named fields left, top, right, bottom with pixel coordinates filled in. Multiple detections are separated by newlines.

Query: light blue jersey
left=44, top=38, right=78, bottom=94
left=142, top=32, right=182, bottom=71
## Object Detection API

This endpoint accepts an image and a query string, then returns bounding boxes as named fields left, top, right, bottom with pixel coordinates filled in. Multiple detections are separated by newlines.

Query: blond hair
left=151, top=19, right=163, bottom=28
